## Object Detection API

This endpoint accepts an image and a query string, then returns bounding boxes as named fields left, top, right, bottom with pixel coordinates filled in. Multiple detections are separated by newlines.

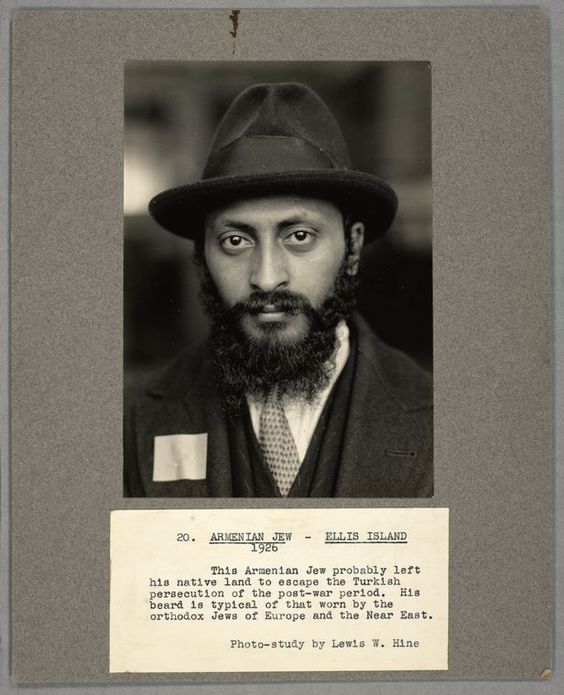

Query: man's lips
left=254, top=304, right=289, bottom=322
left=233, top=293, right=311, bottom=323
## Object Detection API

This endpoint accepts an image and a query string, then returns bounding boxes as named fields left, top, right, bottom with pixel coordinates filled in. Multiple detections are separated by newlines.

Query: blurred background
left=124, top=62, right=432, bottom=393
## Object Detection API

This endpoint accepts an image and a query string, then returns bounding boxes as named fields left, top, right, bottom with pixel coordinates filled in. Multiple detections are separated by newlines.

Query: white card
left=110, top=508, right=449, bottom=672
left=153, top=434, right=207, bottom=481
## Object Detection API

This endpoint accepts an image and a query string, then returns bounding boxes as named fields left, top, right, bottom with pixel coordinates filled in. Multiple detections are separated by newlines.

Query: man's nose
left=249, top=245, right=289, bottom=293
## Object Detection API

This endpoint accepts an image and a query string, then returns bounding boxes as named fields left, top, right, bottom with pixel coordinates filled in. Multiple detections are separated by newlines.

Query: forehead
left=204, top=195, right=343, bottom=229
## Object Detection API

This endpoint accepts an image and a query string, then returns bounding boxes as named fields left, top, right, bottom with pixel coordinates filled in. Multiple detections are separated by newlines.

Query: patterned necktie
left=259, top=389, right=301, bottom=496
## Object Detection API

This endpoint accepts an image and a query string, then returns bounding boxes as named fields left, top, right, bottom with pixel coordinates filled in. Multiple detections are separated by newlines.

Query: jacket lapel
left=201, top=385, right=233, bottom=497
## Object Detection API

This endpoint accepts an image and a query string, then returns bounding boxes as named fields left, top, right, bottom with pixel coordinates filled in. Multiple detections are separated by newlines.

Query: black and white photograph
left=123, top=61, right=433, bottom=498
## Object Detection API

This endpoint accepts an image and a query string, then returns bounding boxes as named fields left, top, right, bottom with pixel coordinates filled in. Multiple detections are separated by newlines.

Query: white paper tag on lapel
left=153, top=434, right=207, bottom=481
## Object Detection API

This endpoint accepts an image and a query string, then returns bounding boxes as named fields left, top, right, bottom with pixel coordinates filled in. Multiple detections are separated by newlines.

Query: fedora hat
left=149, top=82, right=397, bottom=242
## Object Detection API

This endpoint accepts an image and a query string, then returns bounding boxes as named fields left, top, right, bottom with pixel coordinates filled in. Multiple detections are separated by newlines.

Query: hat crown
left=148, top=81, right=398, bottom=242
left=203, top=82, right=351, bottom=178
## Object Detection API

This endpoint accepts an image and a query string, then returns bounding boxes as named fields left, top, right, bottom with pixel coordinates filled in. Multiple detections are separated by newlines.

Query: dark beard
left=197, top=258, right=358, bottom=414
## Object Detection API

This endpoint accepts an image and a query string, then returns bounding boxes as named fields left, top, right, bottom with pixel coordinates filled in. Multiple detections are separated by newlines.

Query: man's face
left=204, top=195, right=347, bottom=344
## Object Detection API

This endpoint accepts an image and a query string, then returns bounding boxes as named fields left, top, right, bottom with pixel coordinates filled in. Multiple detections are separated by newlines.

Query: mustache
left=230, top=290, right=315, bottom=319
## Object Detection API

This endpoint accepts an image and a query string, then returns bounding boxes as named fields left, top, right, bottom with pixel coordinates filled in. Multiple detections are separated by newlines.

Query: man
left=124, top=81, right=432, bottom=498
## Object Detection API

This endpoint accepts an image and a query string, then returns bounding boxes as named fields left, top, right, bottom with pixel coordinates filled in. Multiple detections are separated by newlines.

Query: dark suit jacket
left=124, top=314, right=433, bottom=497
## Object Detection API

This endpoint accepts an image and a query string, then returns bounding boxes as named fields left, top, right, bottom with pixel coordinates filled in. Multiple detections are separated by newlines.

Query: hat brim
left=148, top=170, right=397, bottom=243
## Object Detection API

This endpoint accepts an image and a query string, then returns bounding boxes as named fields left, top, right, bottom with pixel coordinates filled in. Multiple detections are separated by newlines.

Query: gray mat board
left=2, top=0, right=563, bottom=694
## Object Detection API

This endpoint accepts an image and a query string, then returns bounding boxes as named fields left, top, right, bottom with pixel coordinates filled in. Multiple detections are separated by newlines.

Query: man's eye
left=220, top=235, right=253, bottom=252
left=284, top=229, right=316, bottom=246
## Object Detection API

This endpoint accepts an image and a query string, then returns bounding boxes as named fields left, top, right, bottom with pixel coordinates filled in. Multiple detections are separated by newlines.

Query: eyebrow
left=276, top=216, right=316, bottom=230
left=213, top=220, right=256, bottom=234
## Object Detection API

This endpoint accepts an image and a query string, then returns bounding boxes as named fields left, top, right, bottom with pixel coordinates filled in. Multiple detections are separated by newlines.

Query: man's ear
left=346, top=221, right=365, bottom=276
